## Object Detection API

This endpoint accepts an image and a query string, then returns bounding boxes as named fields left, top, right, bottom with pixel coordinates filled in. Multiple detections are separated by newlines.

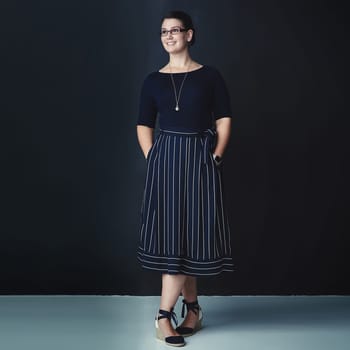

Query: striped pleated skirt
left=137, top=128, right=234, bottom=276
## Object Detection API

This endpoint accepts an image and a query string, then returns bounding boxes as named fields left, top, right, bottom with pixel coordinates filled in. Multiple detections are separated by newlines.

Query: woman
left=136, top=10, right=234, bottom=347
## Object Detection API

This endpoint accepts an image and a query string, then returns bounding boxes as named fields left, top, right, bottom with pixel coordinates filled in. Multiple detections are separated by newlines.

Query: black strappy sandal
left=155, top=308, right=185, bottom=347
left=175, top=299, right=203, bottom=337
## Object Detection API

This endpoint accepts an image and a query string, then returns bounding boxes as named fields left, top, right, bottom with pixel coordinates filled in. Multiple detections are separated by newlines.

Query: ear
left=186, top=29, right=194, bottom=43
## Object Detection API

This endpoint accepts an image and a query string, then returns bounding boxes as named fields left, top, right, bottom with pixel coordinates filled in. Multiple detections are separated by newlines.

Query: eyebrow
left=161, top=26, right=182, bottom=30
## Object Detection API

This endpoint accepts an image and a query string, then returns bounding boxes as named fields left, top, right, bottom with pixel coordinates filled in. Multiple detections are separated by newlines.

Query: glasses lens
left=160, top=27, right=185, bottom=36
left=171, top=28, right=180, bottom=34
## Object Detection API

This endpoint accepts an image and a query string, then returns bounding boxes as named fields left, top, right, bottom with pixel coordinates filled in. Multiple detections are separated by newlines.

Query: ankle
left=158, top=317, right=170, bottom=325
left=183, top=298, right=199, bottom=304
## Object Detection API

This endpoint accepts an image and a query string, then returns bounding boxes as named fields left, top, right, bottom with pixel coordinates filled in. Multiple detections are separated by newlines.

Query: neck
left=168, top=52, right=193, bottom=69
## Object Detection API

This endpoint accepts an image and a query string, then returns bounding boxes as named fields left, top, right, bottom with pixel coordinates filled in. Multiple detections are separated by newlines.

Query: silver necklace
left=169, top=62, right=191, bottom=112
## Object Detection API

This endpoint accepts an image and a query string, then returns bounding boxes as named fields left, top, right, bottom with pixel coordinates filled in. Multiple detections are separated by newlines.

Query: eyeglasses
left=160, top=27, right=187, bottom=37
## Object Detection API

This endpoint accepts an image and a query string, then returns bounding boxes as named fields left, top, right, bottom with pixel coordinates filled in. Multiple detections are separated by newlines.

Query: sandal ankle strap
left=157, top=307, right=178, bottom=326
left=181, top=299, right=200, bottom=318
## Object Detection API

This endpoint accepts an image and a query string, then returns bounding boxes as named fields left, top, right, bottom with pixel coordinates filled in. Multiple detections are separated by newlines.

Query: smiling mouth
left=167, top=41, right=176, bottom=45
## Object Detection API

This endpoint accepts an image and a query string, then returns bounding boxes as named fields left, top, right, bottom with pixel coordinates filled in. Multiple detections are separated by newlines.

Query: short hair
left=160, top=10, right=196, bottom=46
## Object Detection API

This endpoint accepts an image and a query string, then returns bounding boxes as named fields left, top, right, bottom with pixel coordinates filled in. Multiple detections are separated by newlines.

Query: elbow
left=216, top=117, right=231, bottom=129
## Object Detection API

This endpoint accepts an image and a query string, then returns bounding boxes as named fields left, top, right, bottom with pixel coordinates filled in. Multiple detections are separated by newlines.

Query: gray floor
left=0, top=295, right=349, bottom=350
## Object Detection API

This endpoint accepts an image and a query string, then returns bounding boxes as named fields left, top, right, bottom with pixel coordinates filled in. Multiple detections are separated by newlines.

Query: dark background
left=1, top=0, right=348, bottom=295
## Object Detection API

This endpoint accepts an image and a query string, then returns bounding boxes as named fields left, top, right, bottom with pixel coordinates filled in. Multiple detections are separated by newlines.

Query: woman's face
left=160, top=18, right=193, bottom=54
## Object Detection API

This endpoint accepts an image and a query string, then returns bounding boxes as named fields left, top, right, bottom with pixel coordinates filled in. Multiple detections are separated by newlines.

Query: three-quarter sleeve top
left=137, top=65, right=232, bottom=132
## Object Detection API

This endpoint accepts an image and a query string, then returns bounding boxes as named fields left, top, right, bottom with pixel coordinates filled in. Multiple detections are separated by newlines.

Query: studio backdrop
left=1, top=0, right=348, bottom=295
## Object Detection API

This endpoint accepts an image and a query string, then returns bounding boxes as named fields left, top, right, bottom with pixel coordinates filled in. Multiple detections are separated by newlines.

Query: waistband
left=159, top=128, right=217, bottom=164
left=159, top=128, right=216, bottom=136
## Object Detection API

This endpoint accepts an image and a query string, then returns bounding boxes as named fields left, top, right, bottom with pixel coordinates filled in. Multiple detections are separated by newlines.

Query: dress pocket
left=146, top=140, right=157, bottom=161
left=211, top=153, right=223, bottom=169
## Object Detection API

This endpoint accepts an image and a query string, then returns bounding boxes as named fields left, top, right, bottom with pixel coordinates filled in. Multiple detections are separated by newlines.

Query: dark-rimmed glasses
left=160, top=27, right=187, bottom=37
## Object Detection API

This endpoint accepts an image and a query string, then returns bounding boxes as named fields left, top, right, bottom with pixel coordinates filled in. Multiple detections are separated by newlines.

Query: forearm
left=213, top=117, right=231, bottom=157
left=136, top=125, right=154, bottom=159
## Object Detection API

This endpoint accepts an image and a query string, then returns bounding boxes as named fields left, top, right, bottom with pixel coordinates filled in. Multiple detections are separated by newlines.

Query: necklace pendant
left=175, top=105, right=179, bottom=111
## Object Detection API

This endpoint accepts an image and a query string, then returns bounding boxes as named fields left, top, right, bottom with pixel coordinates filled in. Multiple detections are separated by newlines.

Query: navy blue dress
left=136, top=65, right=235, bottom=276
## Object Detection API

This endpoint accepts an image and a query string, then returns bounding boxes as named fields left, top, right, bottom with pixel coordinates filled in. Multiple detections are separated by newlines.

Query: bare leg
left=178, top=276, right=200, bottom=328
left=181, top=276, right=198, bottom=301
left=158, top=273, right=187, bottom=337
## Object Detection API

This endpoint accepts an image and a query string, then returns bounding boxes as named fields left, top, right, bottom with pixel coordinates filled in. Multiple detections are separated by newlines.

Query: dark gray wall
left=1, top=0, right=348, bottom=294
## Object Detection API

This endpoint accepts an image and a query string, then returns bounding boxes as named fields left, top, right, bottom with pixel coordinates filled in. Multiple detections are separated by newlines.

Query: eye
left=171, top=28, right=180, bottom=34
left=160, top=29, right=167, bottom=36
